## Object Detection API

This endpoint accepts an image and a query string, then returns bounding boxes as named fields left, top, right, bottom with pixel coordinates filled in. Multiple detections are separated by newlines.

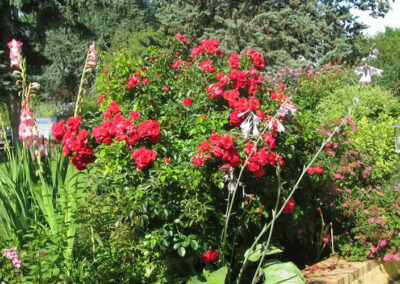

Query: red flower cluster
left=199, top=60, right=215, bottom=73
left=131, top=147, right=157, bottom=169
left=138, top=120, right=161, bottom=143
left=51, top=116, right=95, bottom=170
left=174, top=33, right=188, bottom=44
left=193, top=132, right=241, bottom=168
left=244, top=141, right=284, bottom=177
left=245, top=49, right=265, bottom=70
left=172, top=59, right=189, bottom=70
left=102, top=100, right=121, bottom=119
left=127, top=71, right=150, bottom=89
left=307, top=165, right=323, bottom=175
left=190, top=38, right=223, bottom=57
left=92, top=101, right=160, bottom=169
left=183, top=98, right=193, bottom=106
left=202, top=250, right=219, bottom=263
left=94, top=102, right=160, bottom=147
left=228, top=53, right=241, bottom=69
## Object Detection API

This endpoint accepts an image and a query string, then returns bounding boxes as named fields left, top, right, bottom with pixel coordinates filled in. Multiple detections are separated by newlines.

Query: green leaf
left=178, top=246, right=186, bottom=257
left=203, top=266, right=228, bottom=284
left=190, top=239, right=199, bottom=250
left=265, top=244, right=283, bottom=256
left=245, top=244, right=263, bottom=262
left=245, top=244, right=284, bottom=262
left=262, top=260, right=305, bottom=284
left=187, top=275, right=207, bottom=284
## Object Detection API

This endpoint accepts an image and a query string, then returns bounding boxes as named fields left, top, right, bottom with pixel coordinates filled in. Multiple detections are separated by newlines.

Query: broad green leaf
left=203, top=266, right=228, bottom=284
left=178, top=246, right=186, bottom=257
left=262, top=260, right=305, bottom=284
left=245, top=244, right=283, bottom=262
left=245, top=244, right=264, bottom=262
left=187, top=275, right=207, bottom=284
left=264, top=244, right=283, bottom=256
left=190, top=239, right=199, bottom=250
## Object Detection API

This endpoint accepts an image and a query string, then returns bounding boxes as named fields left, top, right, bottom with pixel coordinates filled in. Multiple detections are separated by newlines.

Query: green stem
left=74, top=50, right=91, bottom=117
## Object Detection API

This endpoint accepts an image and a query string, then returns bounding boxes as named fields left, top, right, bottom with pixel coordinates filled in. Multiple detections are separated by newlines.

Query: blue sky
left=351, top=1, right=400, bottom=36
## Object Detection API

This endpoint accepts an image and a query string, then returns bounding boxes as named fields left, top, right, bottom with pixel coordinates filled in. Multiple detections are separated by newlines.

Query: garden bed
left=303, top=257, right=400, bottom=284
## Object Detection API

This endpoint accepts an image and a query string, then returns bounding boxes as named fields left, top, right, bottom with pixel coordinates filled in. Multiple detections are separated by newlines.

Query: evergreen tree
left=0, top=0, right=158, bottom=138
left=156, top=0, right=395, bottom=68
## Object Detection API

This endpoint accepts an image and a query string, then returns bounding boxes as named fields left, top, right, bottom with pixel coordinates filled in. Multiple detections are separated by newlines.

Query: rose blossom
left=202, top=250, right=218, bottom=263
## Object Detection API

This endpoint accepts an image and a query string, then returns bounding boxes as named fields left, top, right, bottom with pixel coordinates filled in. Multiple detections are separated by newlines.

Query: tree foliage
left=365, top=27, right=400, bottom=96
left=156, top=0, right=395, bottom=68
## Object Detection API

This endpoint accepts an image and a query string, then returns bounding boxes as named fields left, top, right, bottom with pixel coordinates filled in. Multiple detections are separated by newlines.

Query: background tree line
left=0, top=0, right=397, bottom=137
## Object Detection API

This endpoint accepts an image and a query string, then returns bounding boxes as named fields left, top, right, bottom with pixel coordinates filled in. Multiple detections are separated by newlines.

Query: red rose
left=162, top=157, right=170, bottom=164
left=97, top=95, right=105, bottom=104
left=202, top=250, right=219, bottom=263
left=282, top=197, right=295, bottom=214
left=138, top=120, right=161, bottom=143
left=314, top=165, right=323, bottom=174
left=193, top=155, right=204, bottom=166
left=174, top=33, right=188, bottom=44
left=163, top=85, right=170, bottom=92
left=128, top=76, right=141, bottom=88
left=199, top=60, right=215, bottom=73
left=183, top=98, right=193, bottom=106
left=131, top=148, right=157, bottom=169
left=307, top=167, right=315, bottom=175
left=51, top=120, right=66, bottom=142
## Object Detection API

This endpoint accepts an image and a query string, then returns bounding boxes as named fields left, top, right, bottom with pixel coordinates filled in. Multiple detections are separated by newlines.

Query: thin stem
left=251, top=209, right=276, bottom=284
left=74, top=50, right=91, bottom=117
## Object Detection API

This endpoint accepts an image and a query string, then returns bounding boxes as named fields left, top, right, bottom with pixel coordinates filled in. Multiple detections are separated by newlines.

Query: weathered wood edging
left=302, top=257, right=400, bottom=284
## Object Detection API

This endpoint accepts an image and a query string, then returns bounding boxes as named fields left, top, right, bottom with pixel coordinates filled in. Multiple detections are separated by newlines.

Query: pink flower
left=378, top=240, right=387, bottom=249
left=323, top=235, right=330, bottom=243
left=370, top=244, right=378, bottom=254
left=86, top=41, right=97, bottom=68
left=364, top=209, right=369, bottom=216
left=368, top=218, right=375, bottom=223
left=162, top=157, right=170, bottom=164
left=356, top=199, right=361, bottom=205
left=2, top=247, right=22, bottom=269
left=375, top=218, right=384, bottom=226
left=7, top=39, right=23, bottom=69
left=334, top=173, right=345, bottom=180
left=183, top=98, right=193, bottom=106
left=18, top=108, right=39, bottom=148
left=383, top=254, right=394, bottom=262
left=163, top=86, right=170, bottom=92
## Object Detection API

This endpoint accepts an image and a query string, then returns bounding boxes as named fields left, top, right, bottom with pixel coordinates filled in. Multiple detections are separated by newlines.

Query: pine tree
left=156, top=0, right=395, bottom=68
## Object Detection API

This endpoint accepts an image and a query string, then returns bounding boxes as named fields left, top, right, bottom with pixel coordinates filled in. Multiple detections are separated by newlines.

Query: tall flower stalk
left=74, top=41, right=97, bottom=117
